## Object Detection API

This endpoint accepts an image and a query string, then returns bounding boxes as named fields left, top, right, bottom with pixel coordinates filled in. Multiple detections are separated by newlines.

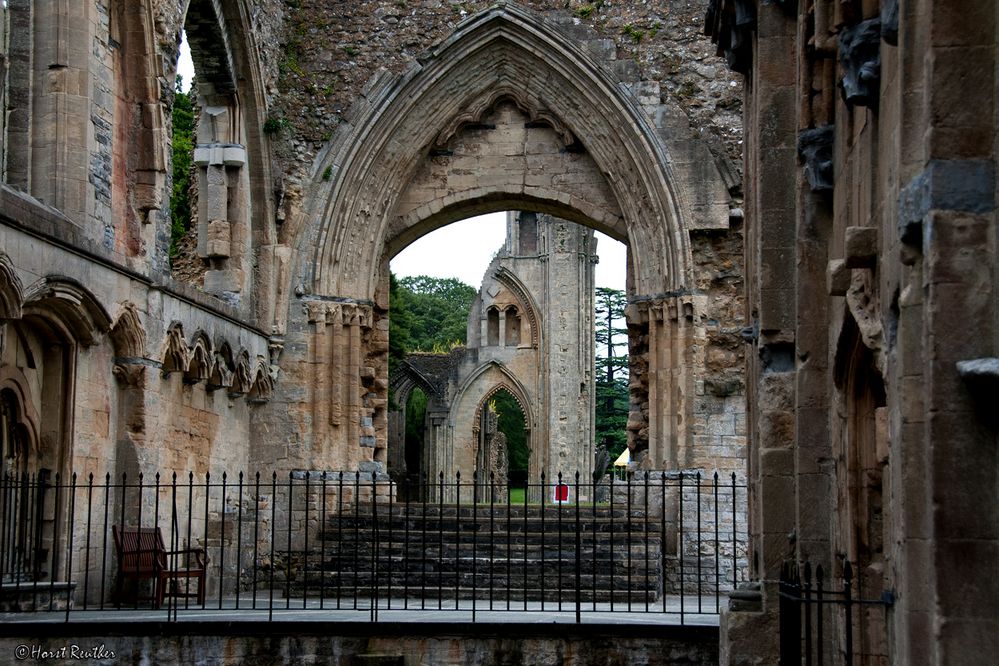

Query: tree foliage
left=594, top=287, right=629, bottom=457
left=492, top=391, right=529, bottom=473
left=388, top=273, right=415, bottom=374
left=390, top=275, right=476, bottom=354
left=170, top=78, right=194, bottom=259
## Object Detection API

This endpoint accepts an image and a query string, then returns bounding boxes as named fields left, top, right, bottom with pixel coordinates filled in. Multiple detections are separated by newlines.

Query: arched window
left=505, top=306, right=521, bottom=347
left=0, top=388, right=30, bottom=478
left=486, top=307, right=500, bottom=347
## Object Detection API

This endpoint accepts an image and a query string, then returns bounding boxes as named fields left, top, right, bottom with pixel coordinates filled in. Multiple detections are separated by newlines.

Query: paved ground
left=1, top=594, right=721, bottom=626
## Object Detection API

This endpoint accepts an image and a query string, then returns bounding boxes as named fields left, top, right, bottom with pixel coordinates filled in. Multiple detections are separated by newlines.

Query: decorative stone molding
left=21, top=276, right=112, bottom=347
left=161, top=323, right=190, bottom=376
left=433, top=89, right=576, bottom=150
left=229, top=351, right=253, bottom=397
left=149, top=323, right=270, bottom=402
left=845, top=271, right=885, bottom=376
left=0, top=253, right=24, bottom=320
left=306, top=2, right=694, bottom=301
left=304, top=299, right=373, bottom=328
left=184, top=331, right=214, bottom=384
left=112, top=362, right=148, bottom=388
left=247, top=359, right=273, bottom=404
left=493, top=267, right=540, bottom=348
left=109, top=302, right=145, bottom=358
left=207, top=347, right=235, bottom=392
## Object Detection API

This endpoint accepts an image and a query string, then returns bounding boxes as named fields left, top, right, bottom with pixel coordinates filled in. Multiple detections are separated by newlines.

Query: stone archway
left=387, top=357, right=451, bottom=494
left=453, top=363, right=535, bottom=500
left=282, top=3, right=732, bottom=475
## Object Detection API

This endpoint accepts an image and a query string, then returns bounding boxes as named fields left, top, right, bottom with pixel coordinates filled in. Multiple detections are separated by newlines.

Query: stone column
left=304, top=300, right=374, bottom=471
left=194, top=115, right=248, bottom=303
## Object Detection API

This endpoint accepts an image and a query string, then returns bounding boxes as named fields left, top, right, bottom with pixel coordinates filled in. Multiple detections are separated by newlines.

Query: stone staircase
left=286, top=503, right=665, bottom=604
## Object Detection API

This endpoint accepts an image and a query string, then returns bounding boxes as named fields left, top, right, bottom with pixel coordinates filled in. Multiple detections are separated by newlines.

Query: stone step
left=283, top=583, right=662, bottom=604
left=304, top=542, right=661, bottom=562
left=340, top=504, right=653, bottom=520
left=309, top=527, right=662, bottom=550
left=322, top=523, right=664, bottom=540
left=297, top=553, right=662, bottom=575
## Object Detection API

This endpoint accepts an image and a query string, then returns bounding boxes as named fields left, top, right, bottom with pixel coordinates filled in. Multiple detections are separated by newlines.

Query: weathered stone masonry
left=0, top=0, right=749, bottom=619
left=709, top=0, right=999, bottom=663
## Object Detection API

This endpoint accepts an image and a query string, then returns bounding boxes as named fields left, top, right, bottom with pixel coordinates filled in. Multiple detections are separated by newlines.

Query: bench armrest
left=163, top=547, right=208, bottom=567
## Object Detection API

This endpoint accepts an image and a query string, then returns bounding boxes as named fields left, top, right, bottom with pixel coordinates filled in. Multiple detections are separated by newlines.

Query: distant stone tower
left=389, top=211, right=598, bottom=495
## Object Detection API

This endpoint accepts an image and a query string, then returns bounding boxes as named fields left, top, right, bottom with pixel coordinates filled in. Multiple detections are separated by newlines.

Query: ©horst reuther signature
left=13, top=643, right=116, bottom=661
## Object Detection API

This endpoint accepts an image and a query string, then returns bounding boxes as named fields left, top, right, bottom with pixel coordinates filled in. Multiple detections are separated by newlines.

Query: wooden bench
left=111, top=526, right=206, bottom=608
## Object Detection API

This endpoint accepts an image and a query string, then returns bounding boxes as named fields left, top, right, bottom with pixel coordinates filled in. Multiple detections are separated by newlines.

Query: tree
left=594, top=287, right=629, bottom=457
left=492, top=391, right=529, bottom=474
left=388, top=272, right=415, bottom=374
left=395, top=276, right=476, bottom=351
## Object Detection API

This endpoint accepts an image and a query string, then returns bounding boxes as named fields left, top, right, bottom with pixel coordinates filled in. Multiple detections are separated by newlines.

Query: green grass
left=509, top=486, right=526, bottom=505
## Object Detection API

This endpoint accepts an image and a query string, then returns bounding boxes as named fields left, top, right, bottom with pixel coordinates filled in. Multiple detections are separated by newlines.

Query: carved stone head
left=797, top=126, right=835, bottom=192
left=839, top=19, right=882, bottom=108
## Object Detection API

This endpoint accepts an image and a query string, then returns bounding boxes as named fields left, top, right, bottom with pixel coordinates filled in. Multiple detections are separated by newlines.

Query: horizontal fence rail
left=0, top=469, right=748, bottom=623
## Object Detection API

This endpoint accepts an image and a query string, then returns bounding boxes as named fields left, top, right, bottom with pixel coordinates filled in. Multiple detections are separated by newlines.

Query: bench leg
left=155, top=574, right=165, bottom=609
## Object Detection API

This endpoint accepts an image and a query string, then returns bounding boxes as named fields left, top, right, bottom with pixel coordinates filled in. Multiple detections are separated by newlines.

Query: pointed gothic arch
left=298, top=3, right=694, bottom=302
left=492, top=266, right=540, bottom=348
left=0, top=253, right=24, bottom=321
left=109, top=302, right=146, bottom=359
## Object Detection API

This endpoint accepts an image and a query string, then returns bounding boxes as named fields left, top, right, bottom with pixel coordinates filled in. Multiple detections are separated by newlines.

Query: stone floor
left=0, top=593, right=721, bottom=626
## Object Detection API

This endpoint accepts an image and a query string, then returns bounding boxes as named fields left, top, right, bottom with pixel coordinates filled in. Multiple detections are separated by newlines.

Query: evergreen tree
left=594, top=287, right=629, bottom=457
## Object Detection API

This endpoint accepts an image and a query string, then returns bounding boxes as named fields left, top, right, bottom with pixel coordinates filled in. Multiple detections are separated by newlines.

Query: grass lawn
left=509, top=486, right=526, bottom=505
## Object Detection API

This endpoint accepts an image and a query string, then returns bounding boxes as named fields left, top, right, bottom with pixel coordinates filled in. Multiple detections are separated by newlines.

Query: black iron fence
left=1, top=469, right=747, bottom=623
left=778, top=560, right=894, bottom=665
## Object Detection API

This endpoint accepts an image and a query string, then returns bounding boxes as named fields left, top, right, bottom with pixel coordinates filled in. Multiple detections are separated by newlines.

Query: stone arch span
left=282, top=3, right=723, bottom=474
left=449, top=361, right=535, bottom=481
left=300, top=2, right=694, bottom=301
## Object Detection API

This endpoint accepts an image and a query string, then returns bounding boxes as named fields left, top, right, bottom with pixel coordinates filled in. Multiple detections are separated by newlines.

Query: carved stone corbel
left=797, top=126, right=835, bottom=192
left=839, top=19, right=881, bottom=108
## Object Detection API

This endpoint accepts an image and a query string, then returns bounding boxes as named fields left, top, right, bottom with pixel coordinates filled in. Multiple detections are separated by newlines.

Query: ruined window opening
left=518, top=212, right=538, bottom=255
left=404, top=387, right=427, bottom=481
left=486, top=307, right=500, bottom=347
left=169, top=31, right=196, bottom=264
left=497, top=390, right=529, bottom=489
left=171, top=2, right=251, bottom=305
left=1, top=387, right=29, bottom=478
left=505, top=306, right=521, bottom=347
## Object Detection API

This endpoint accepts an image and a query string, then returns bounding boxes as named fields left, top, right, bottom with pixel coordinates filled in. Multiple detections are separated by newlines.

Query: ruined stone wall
left=0, top=190, right=271, bottom=482
left=262, top=0, right=746, bottom=486
left=712, top=1, right=999, bottom=664
left=266, top=0, right=741, bottom=190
